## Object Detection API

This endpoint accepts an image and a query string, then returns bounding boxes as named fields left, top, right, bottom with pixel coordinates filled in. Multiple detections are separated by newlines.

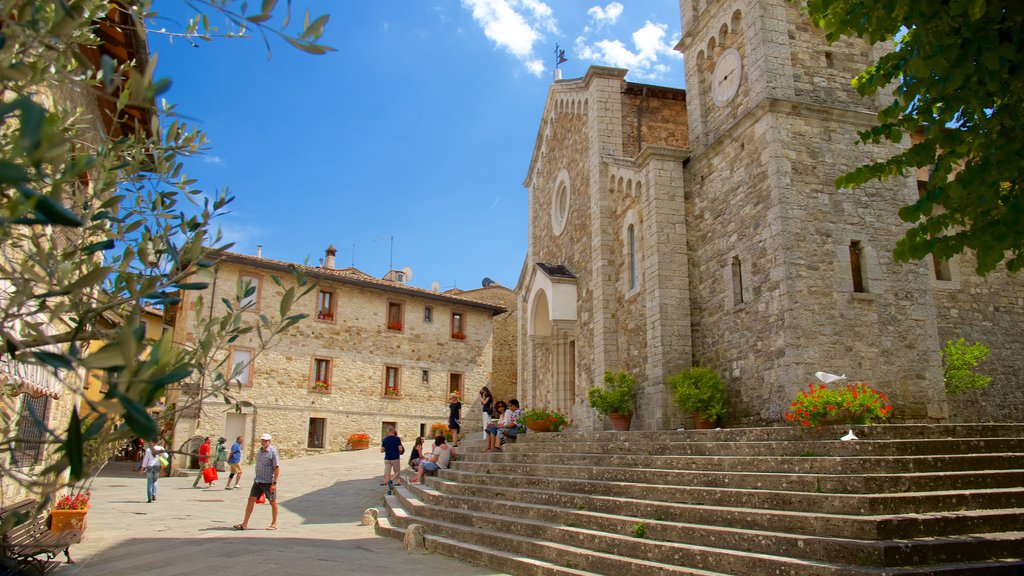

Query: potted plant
left=347, top=433, right=370, bottom=450
left=588, top=371, right=636, bottom=431
left=428, top=422, right=451, bottom=441
left=518, top=407, right=571, bottom=432
left=50, top=491, right=90, bottom=533
left=668, top=367, right=728, bottom=429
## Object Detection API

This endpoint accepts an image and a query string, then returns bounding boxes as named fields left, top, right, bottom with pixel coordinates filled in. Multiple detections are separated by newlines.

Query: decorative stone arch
left=523, top=263, right=579, bottom=413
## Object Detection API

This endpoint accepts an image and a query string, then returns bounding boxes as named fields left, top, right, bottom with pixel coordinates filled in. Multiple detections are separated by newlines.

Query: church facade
left=516, top=0, right=1024, bottom=430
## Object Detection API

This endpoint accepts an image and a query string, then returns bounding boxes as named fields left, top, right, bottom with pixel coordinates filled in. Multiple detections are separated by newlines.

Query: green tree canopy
left=804, top=0, right=1024, bottom=274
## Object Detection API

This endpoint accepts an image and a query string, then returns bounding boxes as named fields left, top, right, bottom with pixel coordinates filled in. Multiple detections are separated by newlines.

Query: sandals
left=233, top=524, right=246, bottom=530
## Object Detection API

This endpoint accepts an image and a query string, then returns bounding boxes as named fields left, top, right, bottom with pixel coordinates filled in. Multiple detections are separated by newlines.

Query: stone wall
left=174, top=261, right=497, bottom=459
left=455, top=285, right=518, bottom=404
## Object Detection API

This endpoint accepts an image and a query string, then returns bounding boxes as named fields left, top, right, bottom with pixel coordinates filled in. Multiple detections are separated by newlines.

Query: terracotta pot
left=525, top=419, right=553, bottom=433
left=694, top=414, right=718, bottom=429
left=50, top=506, right=88, bottom=533
left=607, top=412, right=632, bottom=431
left=350, top=440, right=369, bottom=450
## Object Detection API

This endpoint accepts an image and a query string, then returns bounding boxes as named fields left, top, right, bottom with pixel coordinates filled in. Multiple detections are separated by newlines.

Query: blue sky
left=148, top=1, right=685, bottom=291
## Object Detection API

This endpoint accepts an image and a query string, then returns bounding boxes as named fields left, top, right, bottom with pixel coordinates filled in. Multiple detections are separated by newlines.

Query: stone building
left=170, top=248, right=505, bottom=461
left=447, top=282, right=518, bottom=404
left=517, top=0, right=1024, bottom=430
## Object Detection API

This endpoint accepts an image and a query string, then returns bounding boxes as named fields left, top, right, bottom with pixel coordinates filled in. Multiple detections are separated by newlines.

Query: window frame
left=238, top=273, right=262, bottom=311
left=12, top=395, right=51, bottom=468
left=386, top=301, right=405, bottom=332
left=316, top=289, right=337, bottom=322
left=383, top=365, right=402, bottom=398
left=312, top=357, right=332, bottom=393
left=423, top=306, right=433, bottom=323
left=451, top=311, right=466, bottom=340
left=307, top=417, right=326, bottom=449
left=227, top=346, right=255, bottom=387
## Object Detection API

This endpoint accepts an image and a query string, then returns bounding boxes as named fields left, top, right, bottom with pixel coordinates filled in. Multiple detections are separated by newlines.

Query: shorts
left=448, top=418, right=461, bottom=431
left=229, top=463, right=243, bottom=474
left=384, top=458, right=401, bottom=477
left=249, top=481, right=277, bottom=502
left=485, top=424, right=499, bottom=436
left=421, top=461, right=440, bottom=472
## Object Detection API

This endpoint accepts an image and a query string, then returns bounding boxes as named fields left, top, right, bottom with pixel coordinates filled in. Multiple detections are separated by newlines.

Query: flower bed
left=785, top=382, right=893, bottom=427
left=347, top=433, right=370, bottom=450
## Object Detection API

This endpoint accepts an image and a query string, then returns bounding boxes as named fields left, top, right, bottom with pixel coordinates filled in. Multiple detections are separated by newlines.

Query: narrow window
left=13, top=395, right=50, bottom=467
left=313, top=358, right=331, bottom=392
left=307, top=418, right=325, bottom=449
left=384, top=365, right=400, bottom=397
left=933, top=255, right=952, bottom=281
left=451, top=312, right=465, bottom=339
left=419, top=423, right=426, bottom=438
left=239, top=274, right=260, bottom=309
left=850, top=241, right=865, bottom=293
left=422, top=369, right=429, bottom=384
left=448, top=372, right=463, bottom=397
left=139, top=318, right=149, bottom=336
left=423, top=306, right=433, bottom=323
left=387, top=301, right=404, bottom=332
left=316, top=290, right=335, bottom=320
left=731, top=256, right=744, bottom=305
left=229, top=349, right=253, bottom=386
left=628, top=224, right=637, bottom=290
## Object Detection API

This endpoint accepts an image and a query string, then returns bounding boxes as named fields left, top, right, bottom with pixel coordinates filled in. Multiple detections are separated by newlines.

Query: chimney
left=256, top=244, right=262, bottom=258
left=324, top=244, right=337, bottom=269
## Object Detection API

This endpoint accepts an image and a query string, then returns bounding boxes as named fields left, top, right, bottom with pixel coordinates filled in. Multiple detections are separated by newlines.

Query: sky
left=147, top=1, right=686, bottom=292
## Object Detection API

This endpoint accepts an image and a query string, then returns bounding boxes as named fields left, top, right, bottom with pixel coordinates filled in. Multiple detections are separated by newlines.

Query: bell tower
left=675, top=0, right=948, bottom=422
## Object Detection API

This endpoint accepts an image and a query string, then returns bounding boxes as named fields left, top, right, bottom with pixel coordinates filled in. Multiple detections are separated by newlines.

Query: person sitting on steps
left=410, top=435, right=454, bottom=484
left=484, top=401, right=509, bottom=452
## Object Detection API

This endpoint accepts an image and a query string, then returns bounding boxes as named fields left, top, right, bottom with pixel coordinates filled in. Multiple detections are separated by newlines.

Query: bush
left=942, top=338, right=992, bottom=394
left=588, top=371, right=636, bottom=416
left=785, top=382, right=893, bottom=427
left=668, top=367, right=728, bottom=421
left=518, top=408, right=571, bottom=432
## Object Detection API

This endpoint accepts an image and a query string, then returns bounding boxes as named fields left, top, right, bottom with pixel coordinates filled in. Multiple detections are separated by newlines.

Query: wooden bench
left=1, top=499, right=81, bottom=575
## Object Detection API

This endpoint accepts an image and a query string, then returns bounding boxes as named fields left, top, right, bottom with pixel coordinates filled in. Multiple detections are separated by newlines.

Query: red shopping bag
left=256, top=492, right=266, bottom=504
left=202, top=466, right=218, bottom=483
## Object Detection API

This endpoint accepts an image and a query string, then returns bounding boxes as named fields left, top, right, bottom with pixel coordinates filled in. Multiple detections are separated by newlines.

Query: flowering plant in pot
left=428, top=422, right=451, bottom=441
left=518, top=407, right=571, bottom=432
left=347, top=433, right=370, bottom=450
left=51, top=490, right=91, bottom=532
left=587, top=371, right=636, bottom=431
left=785, top=382, right=893, bottom=427
left=668, top=366, right=728, bottom=428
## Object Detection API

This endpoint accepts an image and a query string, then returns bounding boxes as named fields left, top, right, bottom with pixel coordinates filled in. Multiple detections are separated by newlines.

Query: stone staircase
left=376, top=424, right=1024, bottom=575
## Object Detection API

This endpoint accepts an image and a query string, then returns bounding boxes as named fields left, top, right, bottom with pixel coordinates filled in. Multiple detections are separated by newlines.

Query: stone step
left=448, top=460, right=1024, bottom=494
left=397, top=475, right=1024, bottom=567
left=376, top=509, right=599, bottom=576
left=500, top=437, right=1024, bottom=458
left=454, top=451, right=1024, bottom=475
left=526, top=424, right=1024, bottom=444
left=389, top=478, right=1024, bottom=575
left=424, top=472, right=1024, bottom=539
left=435, top=467, right=1024, bottom=515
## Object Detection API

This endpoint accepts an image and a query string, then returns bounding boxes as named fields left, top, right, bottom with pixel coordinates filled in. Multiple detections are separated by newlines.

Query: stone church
left=516, top=0, right=1024, bottom=430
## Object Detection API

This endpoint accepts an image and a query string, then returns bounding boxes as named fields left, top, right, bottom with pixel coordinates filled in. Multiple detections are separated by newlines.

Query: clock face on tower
left=711, top=48, right=742, bottom=107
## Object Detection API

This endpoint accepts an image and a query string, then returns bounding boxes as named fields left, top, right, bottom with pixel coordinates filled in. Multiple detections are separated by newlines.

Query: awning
left=0, top=357, right=63, bottom=400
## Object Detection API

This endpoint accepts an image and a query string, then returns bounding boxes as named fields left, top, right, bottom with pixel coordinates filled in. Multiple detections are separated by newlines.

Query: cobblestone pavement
left=52, top=448, right=505, bottom=576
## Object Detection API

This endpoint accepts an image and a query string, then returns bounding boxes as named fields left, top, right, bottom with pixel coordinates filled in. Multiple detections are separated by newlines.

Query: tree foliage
left=804, top=0, right=1024, bottom=274
left=0, top=0, right=329, bottom=506
left=941, top=338, right=992, bottom=394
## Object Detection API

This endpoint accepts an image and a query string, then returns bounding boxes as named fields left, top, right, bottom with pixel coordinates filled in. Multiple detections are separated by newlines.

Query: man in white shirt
left=137, top=444, right=166, bottom=503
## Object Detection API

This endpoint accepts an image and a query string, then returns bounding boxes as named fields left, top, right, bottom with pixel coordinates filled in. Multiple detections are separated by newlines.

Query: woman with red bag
left=192, top=437, right=217, bottom=488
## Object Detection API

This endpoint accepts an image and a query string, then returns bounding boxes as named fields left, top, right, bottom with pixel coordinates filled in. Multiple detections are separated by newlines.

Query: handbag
left=202, top=466, right=219, bottom=483
left=256, top=492, right=266, bottom=504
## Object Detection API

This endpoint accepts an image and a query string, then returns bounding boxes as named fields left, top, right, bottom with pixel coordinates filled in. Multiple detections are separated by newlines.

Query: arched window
left=628, top=224, right=637, bottom=290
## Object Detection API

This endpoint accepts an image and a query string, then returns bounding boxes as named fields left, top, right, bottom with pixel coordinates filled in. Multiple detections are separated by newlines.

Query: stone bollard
left=360, top=508, right=379, bottom=527
left=404, top=523, right=426, bottom=552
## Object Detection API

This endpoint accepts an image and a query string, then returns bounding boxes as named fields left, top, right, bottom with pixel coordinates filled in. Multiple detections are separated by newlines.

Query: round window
left=551, top=181, right=570, bottom=236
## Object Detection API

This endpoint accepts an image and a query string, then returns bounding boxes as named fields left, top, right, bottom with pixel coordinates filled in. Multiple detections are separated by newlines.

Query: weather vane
left=555, top=43, right=568, bottom=69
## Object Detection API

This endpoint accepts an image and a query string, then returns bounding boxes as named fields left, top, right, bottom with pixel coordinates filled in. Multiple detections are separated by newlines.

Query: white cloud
left=202, top=154, right=225, bottom=166
left=587, top=2, right=623, bottom=27
left=575, top=20, right=681, bottom=81
left=461, top=0, right=557, bottom=77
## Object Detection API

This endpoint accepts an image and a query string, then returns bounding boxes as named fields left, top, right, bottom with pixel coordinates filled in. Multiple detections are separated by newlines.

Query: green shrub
left=587, top=371, right=636, bottom=416
left=942, top=338, right=992, bottom=394
left=668, top=367, right=728, bottom=420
